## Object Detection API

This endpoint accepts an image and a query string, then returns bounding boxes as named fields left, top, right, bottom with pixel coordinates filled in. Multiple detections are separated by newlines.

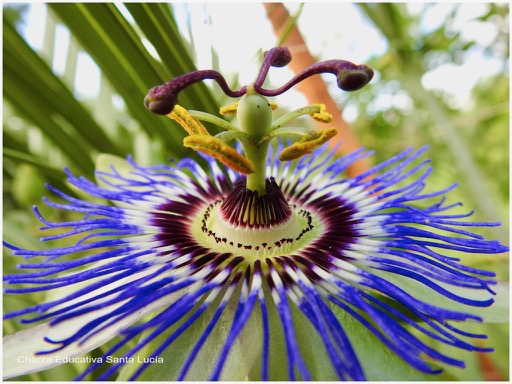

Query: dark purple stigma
left=144, top=46, right=373, bottom=115
left=144, top=70, right=246, bottom=115
left=254, top=58, right=374, bottom=96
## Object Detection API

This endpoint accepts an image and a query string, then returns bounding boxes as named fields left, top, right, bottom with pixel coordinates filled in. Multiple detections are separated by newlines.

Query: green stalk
left=244, top=142, right=269, bottom=193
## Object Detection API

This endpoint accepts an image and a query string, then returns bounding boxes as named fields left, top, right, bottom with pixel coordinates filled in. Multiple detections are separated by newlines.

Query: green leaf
left=48, top=3, right=218, bottom=157
left=117, top=291, right=265, bottom=381
left=123, top=3, right=218, bottom=114
left=11, top=165, right=48, bottom=206
left=117, top=286, right=439, bottom=381
left=329, top=302, right=447, bottom=381
left=47, top=4, right=177, bottom=150
left=95, top=154, right=135, bottom=181
left=420, top=320, right=508, bottom=381
left=484, top=322, right=510, bottom=379
left=3, top=16, right=125, bottom=161
left=117, top=290, right=342, bottom=380
left=2, top=211, right=46, bottom=254
left=3, top=148, right=67, bottom=182
left=371, top=270, right=509, bottom=323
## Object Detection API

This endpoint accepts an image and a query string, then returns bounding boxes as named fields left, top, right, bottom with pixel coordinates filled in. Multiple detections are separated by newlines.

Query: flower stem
left=244, top=142, right=269, bottom=193
left=236, top=87, right=274, bottom=194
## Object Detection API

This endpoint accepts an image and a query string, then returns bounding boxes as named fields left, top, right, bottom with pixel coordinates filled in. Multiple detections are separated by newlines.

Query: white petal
left=3, top=265, right=183, bottom=379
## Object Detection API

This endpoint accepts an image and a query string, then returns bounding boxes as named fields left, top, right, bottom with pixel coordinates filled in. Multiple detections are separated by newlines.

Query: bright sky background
left=18, top=2, right=506, bottom=121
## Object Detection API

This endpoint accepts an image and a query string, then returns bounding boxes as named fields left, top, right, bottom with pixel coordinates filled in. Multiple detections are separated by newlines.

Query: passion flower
left=4, top=47, right=507, bottom=381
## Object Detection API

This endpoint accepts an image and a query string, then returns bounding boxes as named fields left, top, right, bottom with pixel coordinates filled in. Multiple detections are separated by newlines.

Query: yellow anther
left=219, top=102, right=239, bottom=115
left=167, top=105, right=209, bottom=136
left=311, top=103, right=333, bottom=123
left=279, top=128, right=338, bottom=161
left=184, top=135, right=255, bottom=175
left=269, top=102, right=278, bottom=110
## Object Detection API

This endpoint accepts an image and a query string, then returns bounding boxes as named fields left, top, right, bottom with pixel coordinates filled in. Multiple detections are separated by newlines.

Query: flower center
left=191, top=179, right=323, bottom=260
left=144, top=47, right=375, bottom=260
left=219, top=178, right=292, bottom=228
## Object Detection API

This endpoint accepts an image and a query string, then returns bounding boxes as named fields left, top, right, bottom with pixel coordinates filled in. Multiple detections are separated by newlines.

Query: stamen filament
left=259, top=127, right=318, bottom=146
left=269, top=105, right=325, bottom=132
left=188, top=110, right=240, bottom=132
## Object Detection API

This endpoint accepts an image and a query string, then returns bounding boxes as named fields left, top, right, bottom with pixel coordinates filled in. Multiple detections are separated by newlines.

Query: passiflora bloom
left=3, top=47, right=508, bottom=381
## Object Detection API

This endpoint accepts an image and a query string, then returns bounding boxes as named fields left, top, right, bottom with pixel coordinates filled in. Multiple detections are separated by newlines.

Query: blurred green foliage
left=352, top=4, right=508, bottom=238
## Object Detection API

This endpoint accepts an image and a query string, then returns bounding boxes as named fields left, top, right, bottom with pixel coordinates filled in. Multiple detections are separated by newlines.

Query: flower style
left=3, top=47, right=508, bottom=381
